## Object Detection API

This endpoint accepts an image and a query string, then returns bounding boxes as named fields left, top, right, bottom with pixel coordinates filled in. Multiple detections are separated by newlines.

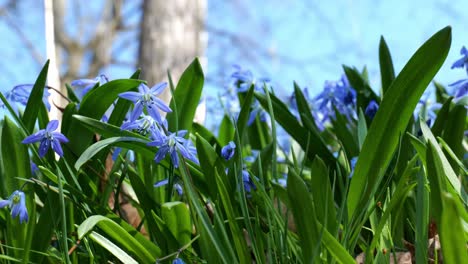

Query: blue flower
left=313, top=75, right=356, bottom=122
left=247, top=102, right=268, bottom=126
left=30, top=161, right=39, bottom=176
left=365, top=100, right=379, bottom=120
left=147, top=130, right=198, bottom=168
left=0, top=190, right=29, bottom=223
left=451, top=46, right=468, bottom=72
left=231, top=64, right=270, bottom=92
left=221, top=141, right=236, bottom=160
left=449, top=79, right=468, bottom=99
left=71, top=74, right=109, bottom=98
left=6, top=84, right=51, bottom=111
left=119, top=82, right=172, bottom=123
left=154, top=179, right=183, bottom=196
left=22, top=120, right=69, bottom=157
left=349, top=157, right=358, bottom=178
left=121, top=115, right=163, bottom=137
left=272, top=173, right=288, bottom=187
left=242, top=170, right=257, bottom=193
left=172, top=258, right=185, bottom=264
left=289, top=87, right=326, bottom=131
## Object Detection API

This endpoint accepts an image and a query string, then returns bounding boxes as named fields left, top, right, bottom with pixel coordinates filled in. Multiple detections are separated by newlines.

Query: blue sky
left=0, top=0, right=467, bottom=99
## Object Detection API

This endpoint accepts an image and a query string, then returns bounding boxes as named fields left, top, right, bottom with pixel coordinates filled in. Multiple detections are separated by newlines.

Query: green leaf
left=23, top=60, right=49, bottom=132
left=75, top=137, right=149, bottom=170
left=431, top=97, right=453, bottom=136
left=195, top=134, right=227, bottom=199
left=343, top=65, right=379, bottom=110
left=320, top=227, right=355, bottom=264
left=218, top=115, right=235, bottom=146
left=167, top=58, right=204, bottom=132
left=88, top=231, right=138, bottom=264
left=439, top=193, right=468, bottom=264
left=193, top=122, right=222, bottom=149
left=237, top=86, right=255, bottom=143
left=421, top=120, right=467, bottom=206
left=215, top=171, right=250, bottom=263
left=441, top=104, right=466, bottom=159
left=161, top=202, right=192, bottom=246
left=287, top=169, right=320, bottom=263
left=378, top=36, right=395, bottom=94
left=293, top=82, right=315, bottom=130
left=78, top=215, right=159, bottom=262
left=357, top=108, right=368, bottom=150
left=347, top=26, right=452, bottom=218
left=178, top=160, right=237, bottom=263
left=309, top=157, right=338, bottom=234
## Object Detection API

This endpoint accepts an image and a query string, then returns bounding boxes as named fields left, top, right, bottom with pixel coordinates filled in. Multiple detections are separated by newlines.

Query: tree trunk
left=138, top=0, right=207, bottom=105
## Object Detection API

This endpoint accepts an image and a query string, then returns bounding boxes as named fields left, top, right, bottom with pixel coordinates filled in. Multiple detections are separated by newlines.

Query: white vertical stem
left=44, top=0, right=63, bottom=124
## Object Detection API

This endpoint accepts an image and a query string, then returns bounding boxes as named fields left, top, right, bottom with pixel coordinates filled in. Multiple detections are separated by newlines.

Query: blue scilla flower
left=118, top=82, right=172, bottom=123
left=121, top=114, right=163, bottom=137
left=147, top=130, right=198, bottom=168
left=449, top=79, right=468, bottom=99
left=365, top=100, right=379, bottom=120
left=313, top=75, right=356, bottom=122
left=22, top=120, right=69, bottom=157
left=451, top=46, right=468, bottom=73
left=71, top=74, right=109, bottom=98
left=349, top=157, right=358, bottom=178
left=272, top=173, right=288, bottom=188
left=0, top=190, right=29, bottom=223
left=242, top=170, right=256, bottom=193
left=221, top=141, right=236, bottom=160
left=231, top=64, right=270, bottom=92
left=247, top=102, right=268, bottom=126
left=5, top=84, right=51, bottom=111
left=172, top=258, right=185, bottom=264
left=154, top=179, right=183, bottom=196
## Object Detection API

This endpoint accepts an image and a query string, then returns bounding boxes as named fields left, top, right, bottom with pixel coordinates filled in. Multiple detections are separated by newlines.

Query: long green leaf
left=23, top=60, right=49, bottom=132
left=167, top=58, right=204, bottom=132
left=421, top=120, right=467, bottom=205
left=378, top=36, right=395, bottom=94
left=78, top=215, right=158, bottom=262
left=287, top=169, right=320, bottom=263
left=347, top=26, right=452, bottom=218
left=88, top=231, right=138, bottom=264
left=161, top=202, right=192, bottom=246
left=440, top=193, right=468, bottom=264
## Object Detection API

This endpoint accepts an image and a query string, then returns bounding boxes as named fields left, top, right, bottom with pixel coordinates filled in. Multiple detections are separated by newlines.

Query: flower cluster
left=118, top=82, right=198, bottom=169
left=312, top=74, right=356, bottom=124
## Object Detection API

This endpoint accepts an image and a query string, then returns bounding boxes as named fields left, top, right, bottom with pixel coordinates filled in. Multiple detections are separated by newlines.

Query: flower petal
left=51, top=138, right=64, bottom=157
left=150, top=82, right=168, bottom=95
left=52, top=132, right=69, bottom=143
left=38, top=138, right=51, bottom=157
left=119, top=91, right=141, bottom=102
left=0, top=200, right=10, bottom=208
left=130, top=101, right=144, bottom=121
left=154, top=178, right=169, bottom=188
left=152, top=97, right=172, bottom=113
left=46, top=120, right=59, bottom=132
left=154, top=146, right=169, bottom=163
left=22, top=131, right=45, bottom=144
